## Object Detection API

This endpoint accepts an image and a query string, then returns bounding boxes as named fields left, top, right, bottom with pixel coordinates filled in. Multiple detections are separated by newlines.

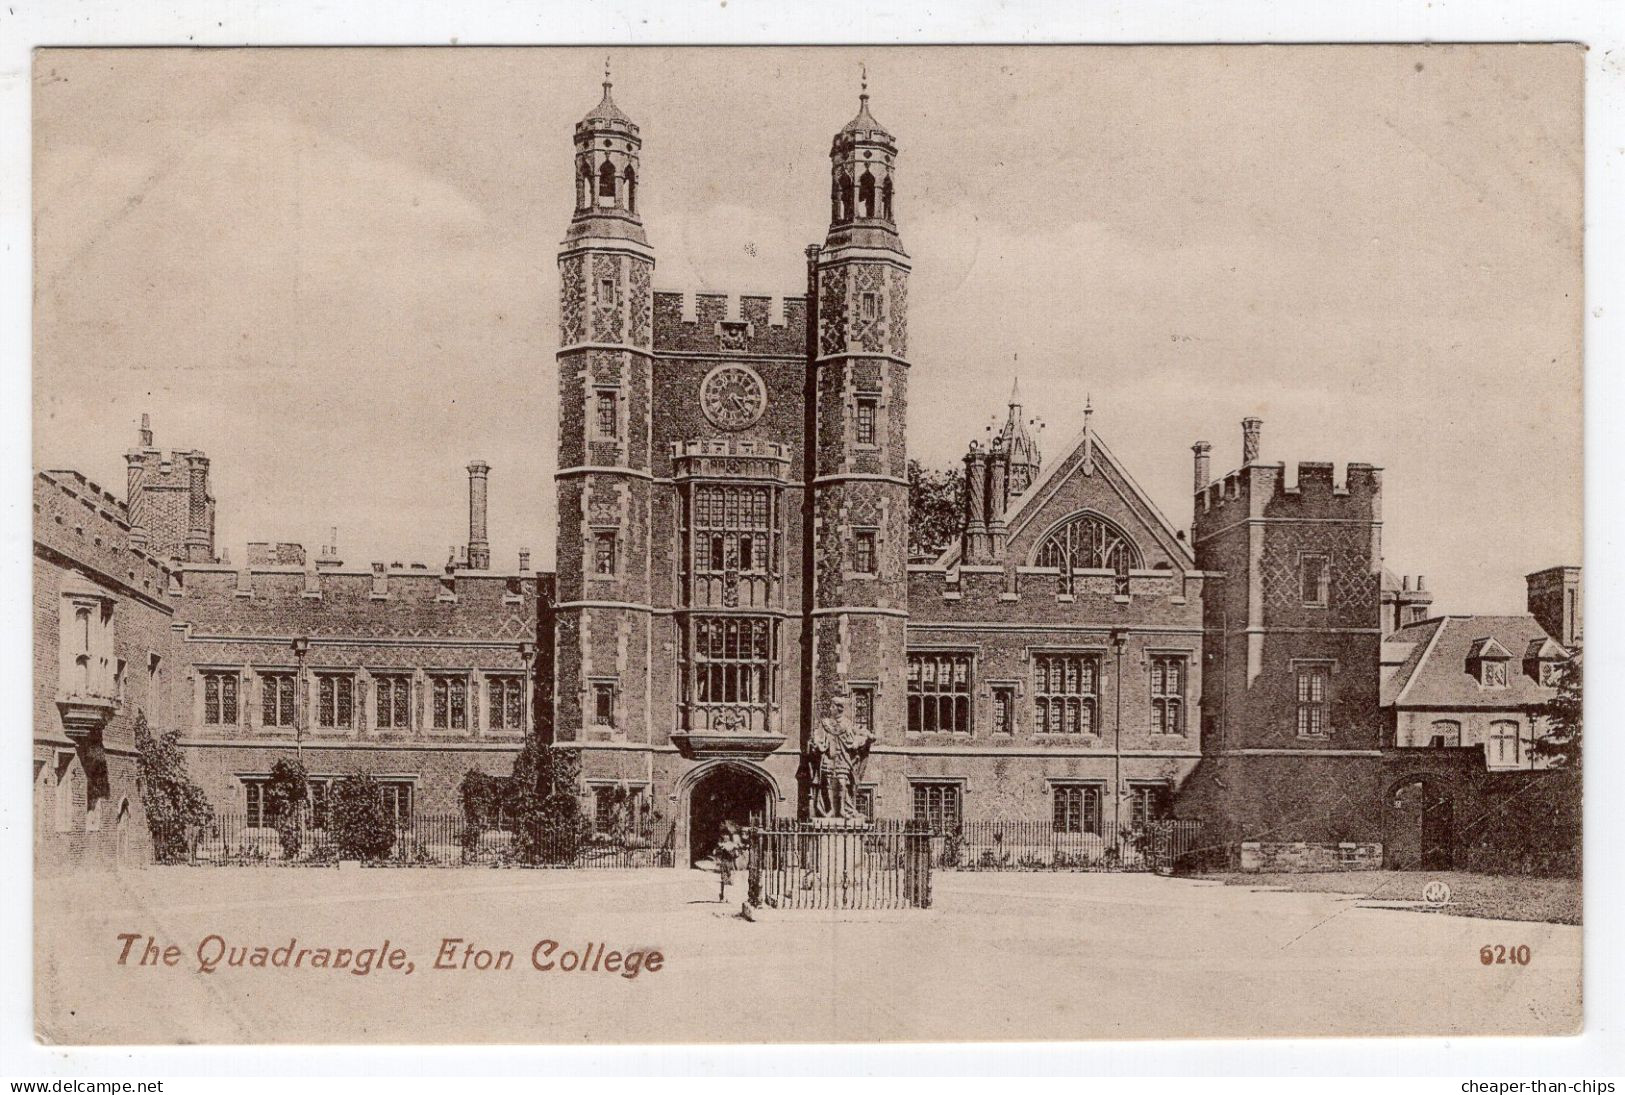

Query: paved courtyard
left=34, top=866, right=1581, bottom=1044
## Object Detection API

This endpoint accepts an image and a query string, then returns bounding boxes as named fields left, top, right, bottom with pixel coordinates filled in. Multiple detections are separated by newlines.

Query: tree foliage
left=264, top=756, right=309, bottom=858
left=133, top=711, right=213, bottom=863
left=1533, top=643, right=1582, bottom=769
left=330, top=772, right=395, bottom=861
left=908, top=458, right=964, bottom=560
left=511, top=734, right=592, bottom=863
left=457, top=737, right=593, bottom=864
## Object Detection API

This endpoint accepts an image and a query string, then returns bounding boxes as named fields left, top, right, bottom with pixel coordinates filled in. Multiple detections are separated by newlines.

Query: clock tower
left=806, top=80, right=911, bottom=763
left=554, top=67, right=656, bottom=749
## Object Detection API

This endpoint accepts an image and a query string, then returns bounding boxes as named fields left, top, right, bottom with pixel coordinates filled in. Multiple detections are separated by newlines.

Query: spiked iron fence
left=932, top=820, right=1203, bottom=873
left=746, top=820, right=933, bottom=910
left=154, top=812, right=674, bottom=868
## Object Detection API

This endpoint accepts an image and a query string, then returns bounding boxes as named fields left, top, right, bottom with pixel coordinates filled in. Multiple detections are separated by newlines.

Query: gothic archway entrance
left=1385, top=775, right=1455, bottom=870
left=683, top=762, right=774, bottom=868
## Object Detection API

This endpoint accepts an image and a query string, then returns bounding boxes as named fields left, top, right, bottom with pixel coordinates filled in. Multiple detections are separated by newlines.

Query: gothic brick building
left=41, top=71, right=1531, bottom=875
left=547, top=76, right=1396, bottom=864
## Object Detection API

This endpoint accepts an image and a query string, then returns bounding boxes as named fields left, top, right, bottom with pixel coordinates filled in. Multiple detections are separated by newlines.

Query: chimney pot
left=466, top=461, right=491, bottom=570
left=518, top=549, right=531, bottom=572
left=1242, top=417, right=1263, bottom=464
left=1192, top=440, right=1212, bottom=494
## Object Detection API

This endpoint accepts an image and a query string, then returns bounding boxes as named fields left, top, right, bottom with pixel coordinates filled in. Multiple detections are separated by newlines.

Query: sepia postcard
left=31, top=44, right=1584, bottom=1045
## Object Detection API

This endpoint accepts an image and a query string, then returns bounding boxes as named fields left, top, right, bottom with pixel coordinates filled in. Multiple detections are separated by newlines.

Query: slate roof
left=1383, top=614, right=1566, bottom=708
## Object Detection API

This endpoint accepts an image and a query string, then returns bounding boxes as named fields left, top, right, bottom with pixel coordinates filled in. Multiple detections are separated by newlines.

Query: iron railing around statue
left=930, top=819, right=1204, bottom=873
left=746, top=819, right=933, bottom=910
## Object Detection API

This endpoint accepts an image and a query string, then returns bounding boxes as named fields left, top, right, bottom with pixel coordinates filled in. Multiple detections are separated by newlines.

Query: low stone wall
left=1238, top=840, right=1383, bottom=873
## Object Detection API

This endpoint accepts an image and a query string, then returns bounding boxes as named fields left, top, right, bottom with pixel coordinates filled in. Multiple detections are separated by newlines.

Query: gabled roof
left=1465, top=636, right=1513, bottom=661
left=1385, top=615, right=1566, bottom=709
left=1525, top=636, right=1565, bottom=661
left=934, top=418, right=1194, bottom=571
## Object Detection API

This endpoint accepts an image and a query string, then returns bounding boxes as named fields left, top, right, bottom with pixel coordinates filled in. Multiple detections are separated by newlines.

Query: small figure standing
left=714, top=820, right=745, bottom=902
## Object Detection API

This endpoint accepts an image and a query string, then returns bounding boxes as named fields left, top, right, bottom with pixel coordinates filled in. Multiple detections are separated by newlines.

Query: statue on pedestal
left=807, top=694, right=876, bottom=821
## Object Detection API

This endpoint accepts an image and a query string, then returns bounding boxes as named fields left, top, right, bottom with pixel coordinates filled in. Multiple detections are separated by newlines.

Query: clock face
left=700, top=364, right=767, bottom=431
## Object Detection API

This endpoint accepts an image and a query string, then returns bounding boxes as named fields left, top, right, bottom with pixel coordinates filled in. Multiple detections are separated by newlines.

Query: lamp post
left=1111, top=629, right=1128, bottom=836
left=292, top=636, right=309, bottom=768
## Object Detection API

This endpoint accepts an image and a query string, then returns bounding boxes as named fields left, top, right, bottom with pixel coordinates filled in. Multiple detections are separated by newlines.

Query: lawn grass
left=1198, top=869, right=1580, bottom=925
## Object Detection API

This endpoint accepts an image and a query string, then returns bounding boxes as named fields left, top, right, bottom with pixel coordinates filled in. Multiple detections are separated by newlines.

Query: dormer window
left=1524, top=637, right=1566, bottom=686
left=1467, top=636, right=1513, bottom=689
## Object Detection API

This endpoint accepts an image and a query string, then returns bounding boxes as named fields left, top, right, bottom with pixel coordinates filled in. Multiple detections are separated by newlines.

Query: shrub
left=133, top=712, right=214, bottom=863
left=329, top=773, right=395, bottom=861
left=509, top=735, right=592, bottom=865
left=264, top=757, right=309, bottom=860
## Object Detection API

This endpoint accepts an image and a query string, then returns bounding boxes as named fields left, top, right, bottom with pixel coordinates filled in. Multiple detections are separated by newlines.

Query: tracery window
left=1032, top=512, right=1141, bottom=595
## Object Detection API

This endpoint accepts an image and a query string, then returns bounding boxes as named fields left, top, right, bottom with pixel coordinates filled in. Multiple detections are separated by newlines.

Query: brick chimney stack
left=1526, top=565, right=1582, bottom=647
left=466, top=461, right=491, bottom=570
left=1242, top=417, right=1262, bottom=465
left=518, top=548, right=531, bottom=572
left=1192, top=440, right=1212, bottom=494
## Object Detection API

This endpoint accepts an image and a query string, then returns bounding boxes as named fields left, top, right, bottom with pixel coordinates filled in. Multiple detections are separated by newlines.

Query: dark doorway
left=1386, top=777, right=1455, bottom=870
left=688, top=764, right=771, bottom=867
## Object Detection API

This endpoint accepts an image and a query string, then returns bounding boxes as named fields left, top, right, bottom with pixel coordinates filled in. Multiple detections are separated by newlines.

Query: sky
left=33, top=45, right=1582, bottom=613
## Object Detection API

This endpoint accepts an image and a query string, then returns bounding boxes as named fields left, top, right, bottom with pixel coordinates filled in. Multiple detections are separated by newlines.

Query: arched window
left=622, top=165, right=637, bottom=214
left=598, top=161, right=617, bottom=202
left=1032, top=512, right=1141, bottom=595
left=858, top=171, right=876, bottom=218
left=1426, top=719, right=1461, bottom=748
left=881, top=175, right=894, bottom=220
left=837, top=173, right=854, bottom=223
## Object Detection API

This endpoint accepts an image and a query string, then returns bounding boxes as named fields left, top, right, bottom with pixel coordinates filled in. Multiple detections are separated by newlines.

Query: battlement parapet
left=35, top=470, right=175, bottom=601
left=174, top=562, right=543, bottom=607
left=1194, top=461, right=1382, bottom=525
left=653, top=290, right=808, bottom=356
left=907, top=563, right=1207, bottom=615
